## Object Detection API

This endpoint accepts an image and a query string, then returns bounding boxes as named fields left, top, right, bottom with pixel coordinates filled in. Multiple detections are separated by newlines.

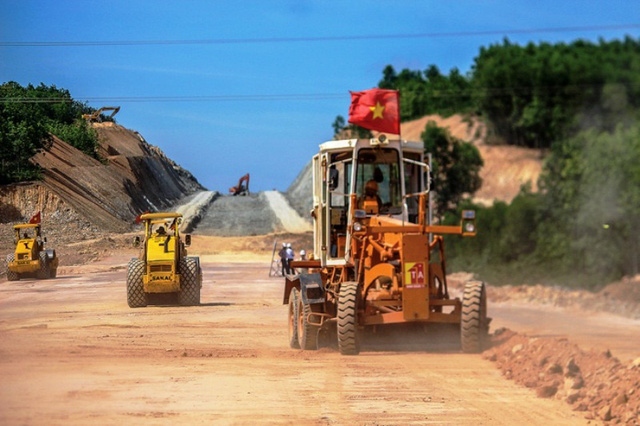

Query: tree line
left=374, top=36, right=640, bottom=149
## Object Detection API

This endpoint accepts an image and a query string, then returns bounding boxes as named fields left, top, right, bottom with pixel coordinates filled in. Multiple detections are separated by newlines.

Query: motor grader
left=127, top=212, right=202, bottom=307
left=283, top=136, right=488, bottom=355
left=5, top=222, right=58, bottom=280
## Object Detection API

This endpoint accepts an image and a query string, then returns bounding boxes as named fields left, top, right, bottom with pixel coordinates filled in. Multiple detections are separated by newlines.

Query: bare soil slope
left=400, top=115, right=543, bottom=205
left=0, top=122, right=203, bottom=232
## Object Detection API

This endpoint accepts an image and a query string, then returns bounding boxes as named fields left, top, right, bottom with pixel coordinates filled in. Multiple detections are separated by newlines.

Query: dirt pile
left=488, top=279, right=640, bottom=320
left=445, top=272, right=640, bottom=423
left=485, top=329, right=640, bottom=424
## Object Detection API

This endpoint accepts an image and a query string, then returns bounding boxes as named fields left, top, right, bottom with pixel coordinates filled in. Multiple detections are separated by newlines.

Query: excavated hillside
left=0, top=122, right=203, bottom=232
left=0, top=122, right=205, bottom=264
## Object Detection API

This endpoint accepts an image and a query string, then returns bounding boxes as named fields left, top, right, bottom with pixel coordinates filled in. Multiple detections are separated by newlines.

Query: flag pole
left=397, top=89, right=401, bottom=140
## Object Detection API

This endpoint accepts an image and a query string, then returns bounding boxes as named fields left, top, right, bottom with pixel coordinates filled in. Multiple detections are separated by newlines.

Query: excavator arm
left=229, top=173, right=250, bottom=196
left=82, top=106, right=120, bottom=123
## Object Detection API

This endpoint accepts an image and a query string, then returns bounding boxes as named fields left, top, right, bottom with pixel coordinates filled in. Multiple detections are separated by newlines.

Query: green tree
left=0, top=82, right=50, bottom=183
left=331, top=115, right=373, bottom=139
left=525, top=124, right=640, bottom=287
left=377, top=64, right=474, bottom=120
left=0, top=81, right=101, bottom=184
left=472, top=37, right=640, bottom=148
left=422, top=121, right=483, bottom=217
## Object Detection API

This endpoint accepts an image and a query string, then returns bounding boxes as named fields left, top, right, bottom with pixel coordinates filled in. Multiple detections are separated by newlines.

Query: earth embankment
left=0, top=122, right=204, bottom=233
left=191, top=191, right=311, bottom=237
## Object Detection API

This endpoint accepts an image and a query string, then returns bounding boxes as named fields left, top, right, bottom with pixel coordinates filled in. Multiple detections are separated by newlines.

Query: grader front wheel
left=461, top=280, right=488, bottom=353
left=298, top=297, right=319, bottom=350
left=338, top=281, right=360, bottom=355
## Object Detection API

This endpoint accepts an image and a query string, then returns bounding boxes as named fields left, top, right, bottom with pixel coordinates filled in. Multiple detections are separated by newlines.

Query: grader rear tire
left=126, top=258, right=147, bottom=308
left=298, top=297, right=319, bottom=350
left=288, top=288, right=300, bottom=349
left=338, top=281, right=360, bottom=355
left=178, top=257, right=201, bottom=306
left=5, top=254, right=19, bottom=281
left=461, top=280, right=488, bottom=353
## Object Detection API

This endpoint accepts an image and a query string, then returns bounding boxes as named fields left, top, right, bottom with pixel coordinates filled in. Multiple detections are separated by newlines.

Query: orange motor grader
left=283, top=136, right=488, bottom=355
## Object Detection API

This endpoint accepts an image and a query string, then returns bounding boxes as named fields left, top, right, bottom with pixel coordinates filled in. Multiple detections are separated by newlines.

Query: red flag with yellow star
left=348, top=89, right=400, bottom=134
left=28, top=211, right=41, bottom=224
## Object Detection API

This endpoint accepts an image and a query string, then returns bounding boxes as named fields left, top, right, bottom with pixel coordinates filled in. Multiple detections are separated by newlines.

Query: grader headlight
left=462, top=210, right=477, bottom=236
left=464, top=222, right=475, bottom=234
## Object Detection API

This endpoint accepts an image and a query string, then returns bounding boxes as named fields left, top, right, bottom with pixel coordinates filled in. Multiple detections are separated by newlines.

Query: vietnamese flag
left=348, top=89, right=400, bottom=135
left=29, top=211, right=41, bottom=224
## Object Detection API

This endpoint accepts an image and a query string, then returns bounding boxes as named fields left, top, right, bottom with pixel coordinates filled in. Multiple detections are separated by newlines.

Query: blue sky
left=1, top=1, right=639, bottom=192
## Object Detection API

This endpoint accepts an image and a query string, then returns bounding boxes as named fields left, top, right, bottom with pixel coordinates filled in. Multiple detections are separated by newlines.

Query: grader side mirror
left=329, top=166, right=338, bottom=191
left=185, top=234, right=191, bottom=246
left=133, top=236, right=141, bottom=247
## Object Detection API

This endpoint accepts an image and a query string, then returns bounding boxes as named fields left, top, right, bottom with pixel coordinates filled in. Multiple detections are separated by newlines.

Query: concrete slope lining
left=263, top=191, right=312, bottom=233
left=175, top=190, right=218, bottom=233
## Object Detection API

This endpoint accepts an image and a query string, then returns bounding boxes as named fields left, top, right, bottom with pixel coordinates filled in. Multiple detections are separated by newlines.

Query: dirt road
left=1, top=249, right=618, bottom=426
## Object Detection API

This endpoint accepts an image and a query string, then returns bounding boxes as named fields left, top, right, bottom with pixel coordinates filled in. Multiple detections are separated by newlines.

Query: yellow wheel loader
left=127, top=212, right=202, bottom=308
left=5, top=222, right=58, bottom=280
left=283, top=136, right=489, bottom=355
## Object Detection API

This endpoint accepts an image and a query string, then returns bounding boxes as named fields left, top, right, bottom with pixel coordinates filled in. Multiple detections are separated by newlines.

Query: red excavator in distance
left=229, top=173, right=250, bottom=196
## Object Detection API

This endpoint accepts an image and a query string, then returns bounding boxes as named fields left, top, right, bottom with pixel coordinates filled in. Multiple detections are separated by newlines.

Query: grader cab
left=5, top=221, right=58, bottom=281
left=283, top=136, right=488, bottom=355
left=127, top=212, right=202, bottom=307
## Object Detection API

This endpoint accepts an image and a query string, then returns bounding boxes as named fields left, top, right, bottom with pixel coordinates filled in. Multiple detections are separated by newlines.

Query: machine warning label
left=404, top=262, right=426, bottom=288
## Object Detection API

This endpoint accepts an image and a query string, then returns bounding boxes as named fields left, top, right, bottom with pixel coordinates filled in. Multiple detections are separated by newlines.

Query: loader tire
left=298, top=297, right=319, bottom=350
left=127, top=258, right=147, bottom=308
left=36, top=252, right=50, bottom=279
left=288, top=288, right=300, bottom=349
left=461, top=280, right=488, bottom=353
left=178, top=257, right=200, bottom=306
left=338, top=281, right=360, bottom=355
left=5, top=254, right=19, bottom=281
